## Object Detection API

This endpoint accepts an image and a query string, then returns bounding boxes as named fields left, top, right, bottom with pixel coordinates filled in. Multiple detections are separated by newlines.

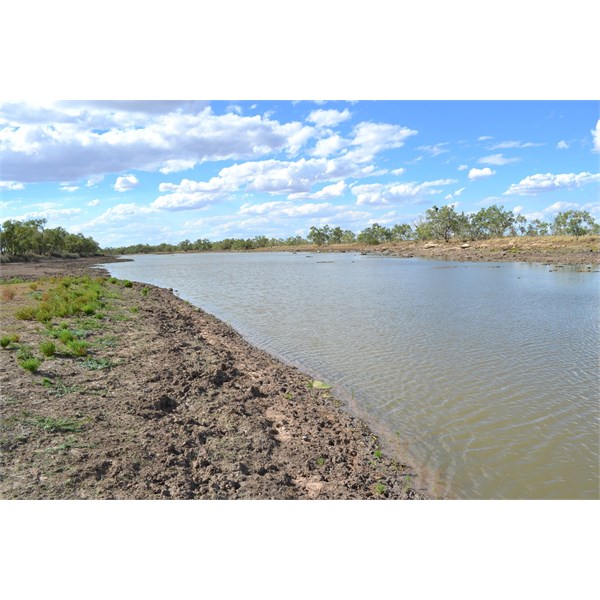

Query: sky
left=1, top=100, right=599, bottom=247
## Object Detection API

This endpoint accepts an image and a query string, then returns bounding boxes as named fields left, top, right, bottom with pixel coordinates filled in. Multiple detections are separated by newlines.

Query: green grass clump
left=40, top=341, right=56, bottom=357
left=66, top=339, right=89, bottom=357
left=20, top=357, right=42, bottom=373
left=123, top=280, right=133, bottom=288
left=141, top=287, right=148, bottom=296
left=374, top=482, right=387, bottom=495
left=1, top=336, right=12, bottom=349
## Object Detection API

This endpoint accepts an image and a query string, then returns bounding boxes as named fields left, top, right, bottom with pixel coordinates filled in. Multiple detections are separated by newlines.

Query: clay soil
left=1, top=257, right=425, bottom=499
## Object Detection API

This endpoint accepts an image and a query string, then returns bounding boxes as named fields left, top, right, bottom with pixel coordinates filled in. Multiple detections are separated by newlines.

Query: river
left=101, top=252, right=599, bottom=499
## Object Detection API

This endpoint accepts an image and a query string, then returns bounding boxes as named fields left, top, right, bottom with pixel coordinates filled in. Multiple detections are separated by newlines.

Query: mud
left=0, top=257, right=426, bottom=499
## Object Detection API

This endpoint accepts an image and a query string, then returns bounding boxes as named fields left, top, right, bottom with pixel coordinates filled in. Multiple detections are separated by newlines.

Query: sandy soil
left=1, top=257, right=426, bottom=499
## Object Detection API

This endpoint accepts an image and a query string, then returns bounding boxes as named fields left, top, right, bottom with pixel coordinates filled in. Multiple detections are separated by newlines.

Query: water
left=101, top=252, right=600, bottom=499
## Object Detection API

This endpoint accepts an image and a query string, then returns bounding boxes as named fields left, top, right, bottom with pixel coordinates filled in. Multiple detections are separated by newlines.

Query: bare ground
left=0, top=257, right=425, bottom=499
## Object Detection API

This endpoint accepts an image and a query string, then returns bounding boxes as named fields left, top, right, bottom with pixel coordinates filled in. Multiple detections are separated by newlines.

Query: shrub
left=1, top=336, right=12, bottom=349
left=66, top=340, right=89, bottom=357
left=123, top=280, right=133, bottom=288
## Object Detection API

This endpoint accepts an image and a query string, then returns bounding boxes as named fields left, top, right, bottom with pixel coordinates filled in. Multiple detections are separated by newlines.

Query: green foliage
left=39, top=341, right=56, bottom=357
left=357, top=223, right=393, bottom=245
left=469, top=205, right=515, bottom=239
left=20, top=357, right=42, bottom=373
left=1, top=336, right=11, bottom=349
left=82, top=357, right=113, bottom=370
left=374, top=482, right=387, bottom=495
left=0, top=218, right=100, bottom=256
left=66, top=339, right=89, bottom=357
left=552, top=210, right=597, bottom=238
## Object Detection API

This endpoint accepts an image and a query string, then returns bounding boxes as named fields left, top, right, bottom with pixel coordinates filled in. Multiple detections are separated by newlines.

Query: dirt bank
left=259, top=235, right=600, bottom=265
left=0, top=257, right=427, bottom=499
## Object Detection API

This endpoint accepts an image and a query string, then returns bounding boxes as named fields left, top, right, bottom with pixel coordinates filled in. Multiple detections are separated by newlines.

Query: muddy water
left=102, top=252, right=599, bottom=499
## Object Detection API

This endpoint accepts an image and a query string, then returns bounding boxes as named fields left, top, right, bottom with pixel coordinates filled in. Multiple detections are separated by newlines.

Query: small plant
left=109, top=277, right=118, bottom=284
left=1, top=287, right=16, bottom=301
left=373, top=448, right=383, bottom=460
left=34, top=416, right=88, bottom=433
left=66, top=339, right=89, bottom=357
left=123, top=280, right=133, bottom=288
left=141, top=287, right=149, bottom=296
left=1, top=336, right=12, bottom=349
left=310, top=380, right=332, bottom=390
left=83, top=357, right=113, bottom=370
left=17, top=346, right=34, bottom=360
left=316, top=457, right=326, bottom=466
left=129, top=306, right=139, bottom=314
left=374, top=482, right=387, bottom=495
left=57, top=329, right=75, bottom=344
left=39, top=341, right=56, bottom=357
left=29, top=282, right=39, bottom=291
left=41, top=377, right=80, bottom=397
left=20, top=357, right=42, bottom=373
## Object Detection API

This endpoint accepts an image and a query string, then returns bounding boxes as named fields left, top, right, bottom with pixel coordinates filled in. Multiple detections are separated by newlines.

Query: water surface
left=102, top=252, right=599, bottom=499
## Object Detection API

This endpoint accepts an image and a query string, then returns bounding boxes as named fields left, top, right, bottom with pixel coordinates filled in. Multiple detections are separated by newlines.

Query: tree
left=307, top=225, right=331, bottom=246
left=422, top=205, right=466, bottom=242
left=469, top=205, right=515, bottom=239
left=552, top=210, right=597, bottom=238
left=390, top=223, right=413, bottom=241
left=357, top=223, right=392, bottom=245
left=525, top=219, right=550, bottom=236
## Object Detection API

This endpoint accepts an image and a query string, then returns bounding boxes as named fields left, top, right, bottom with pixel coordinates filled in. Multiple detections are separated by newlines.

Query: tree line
left=0, top=219, right=101, bottom=257
left=1, top=205, right=597, bottom=257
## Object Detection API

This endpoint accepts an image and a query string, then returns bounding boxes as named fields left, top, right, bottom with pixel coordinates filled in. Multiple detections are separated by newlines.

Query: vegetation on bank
left=1, top=206, right=598, bottom=259
left=0, top=218, right=101, bottom=260
left=105, top=205, right=599, bottom=254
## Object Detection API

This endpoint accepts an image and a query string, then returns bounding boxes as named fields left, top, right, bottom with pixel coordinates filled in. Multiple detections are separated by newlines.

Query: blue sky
left=1, top=100, right=598, bottom=247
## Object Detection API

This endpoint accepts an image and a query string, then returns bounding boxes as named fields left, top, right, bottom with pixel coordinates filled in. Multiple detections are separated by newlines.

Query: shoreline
left=1, top=257, right=432, bottom=499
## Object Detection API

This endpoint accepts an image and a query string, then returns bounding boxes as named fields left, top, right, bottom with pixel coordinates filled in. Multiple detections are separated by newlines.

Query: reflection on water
left=102, top=253, right=600, bottom=499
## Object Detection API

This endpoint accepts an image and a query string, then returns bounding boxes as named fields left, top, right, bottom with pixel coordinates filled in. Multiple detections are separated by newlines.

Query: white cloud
left=490, top=140, right=543, bottom=149
left=12, top=207, right=82, bottom=221
left=312, top=134, right=346, bottom=157
left=239, top=201, right=336, bottom=218
left=114, top=174, right=139, bottom=192
left=0, top=181, right=24, bottom=190
left=445, top=186, right=466, bottom=201
left=158, top=159, right=197, bottom=174
left=59, top=184, right=80, bottom=192
left=80, top=203, right=157, bottom=227
left=478, top=136, right=493, bottom=141
left=0, top=105, right=318, bottom=183
left=504, top=172, right=600, bottom=195
left=87, top=199, right=100, bottom=207
left=348, top=122, right=418, bottom=162
left=391, top=168, right=406, bottom=175
left=468, top=167, right=496, bottom=180
left=592, top=120, right=600, bottom=153
left=307, top=109, right=352, bottom=128
left=352, top=179, right=456, bottom=206
left=478, top=154, right=519, bottom=166
left=556, top=140, right=569, bottom=150
left=418, top=143, right=449, bottom=157
left=86, top=174, right=104, bottom=187
left=457, top=164, right=468, bottom=171
left=288, top=181, right=347, bottom=200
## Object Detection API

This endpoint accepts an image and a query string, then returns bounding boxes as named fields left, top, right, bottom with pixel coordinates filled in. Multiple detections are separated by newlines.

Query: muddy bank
left=0, top=258, right=428, bottom=499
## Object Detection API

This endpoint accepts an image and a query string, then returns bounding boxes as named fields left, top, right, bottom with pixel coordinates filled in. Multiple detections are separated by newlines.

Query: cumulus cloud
left=80, top=203, right=157, bottom=227
left=87, top=199, right=100, bottom=207
left=0, top=181, right=24, bottom=190
left=114, top=174, right=139, bottom=192
left=352, top=179, right=456, bottom=206
left=312, top=134, right=347, bottom=157
left=468, top=167, right=496, bottom=180
left=59, top=184, right=80, bottom=192
left=152, top=155, right=379, bottom=211
left=391, top=168, right=406, bottom=175
left=478, top=136, right=493, bottom=141
left=288, top=181, right=347, bottom=200
left=0, top=105, right=317, bottom=183
left=556, top=140, right=569, bottom=150
left=12, top=207, right=82, bottom=221
left=478, top=154, right=519, bottom=166
left=592, top=120, right=600, bottom=153
left=348, top=122, right=418, bottom=162
left=307, top=109, right=352, bottom=128
left=239, top=201, right=336, bottom=218
left=504, top=172, right=600, bottom=195
left=457, top=164, right=468, bottom=171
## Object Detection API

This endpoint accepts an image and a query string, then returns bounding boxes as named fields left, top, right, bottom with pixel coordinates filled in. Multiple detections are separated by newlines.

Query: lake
left=101, top=252, right=600, bottom=499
